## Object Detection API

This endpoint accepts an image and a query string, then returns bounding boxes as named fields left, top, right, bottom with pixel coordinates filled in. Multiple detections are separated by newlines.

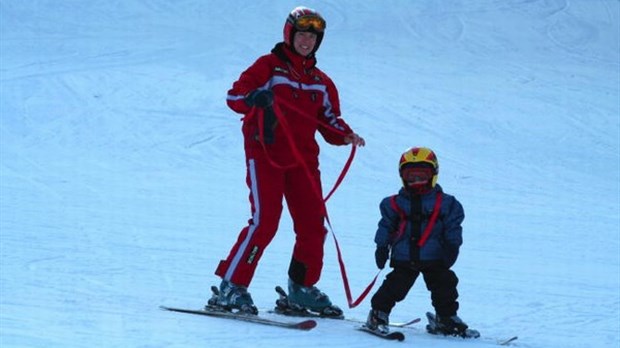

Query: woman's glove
left=245, top=89, right=274, bottom=108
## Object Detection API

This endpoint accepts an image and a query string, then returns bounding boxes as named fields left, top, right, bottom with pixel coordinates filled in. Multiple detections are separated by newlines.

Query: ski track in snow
left=1, top=1, right=619, bottom=348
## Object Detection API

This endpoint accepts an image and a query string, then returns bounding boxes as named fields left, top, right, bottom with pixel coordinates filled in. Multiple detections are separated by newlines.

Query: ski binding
left=273, top=285, right=344, bottom=319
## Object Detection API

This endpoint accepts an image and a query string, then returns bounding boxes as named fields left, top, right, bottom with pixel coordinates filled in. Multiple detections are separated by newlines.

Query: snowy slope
left=1, top=1, right=618, bottom=347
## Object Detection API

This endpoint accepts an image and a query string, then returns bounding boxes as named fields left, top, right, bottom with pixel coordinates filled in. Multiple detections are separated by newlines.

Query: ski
left=424, top=312, right=518, bottom=345
left=272, top=286, right=420, bottom=328
left=346, top=316, right=421, bottom=329
left=269, top=307, right=420, bottom=330
left=497, top=336, right=519, bottom=346
left=160, top=306, right=317, bottom=331
left=422, top=332, right=518, bottom=346
left=356, top=325, right=405, bottom=341
left=392, top=317, right=422, bottom=327
left=270, top=307, right=346, bottom=319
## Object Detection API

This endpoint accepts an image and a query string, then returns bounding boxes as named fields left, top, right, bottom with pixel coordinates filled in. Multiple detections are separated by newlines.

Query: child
left=365, top=147, right=477, bottom=338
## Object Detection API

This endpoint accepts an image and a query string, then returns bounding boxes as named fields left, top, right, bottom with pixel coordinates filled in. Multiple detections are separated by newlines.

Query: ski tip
left=296, top=319, right=318, bottom=330
left=357, top=325, right=405, bottom=341
left=392, top=317, right=422, bottom=327
left=386, top=332, right=405, bottom=341
left=499, top=336, right=519, bottom=345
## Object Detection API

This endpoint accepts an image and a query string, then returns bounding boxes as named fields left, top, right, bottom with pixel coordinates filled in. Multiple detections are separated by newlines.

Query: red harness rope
left=417, top=193, right=443, bottom=247
left=389, top=192, right=443, bottom=247
left=252, top=99, right=373, bottom=308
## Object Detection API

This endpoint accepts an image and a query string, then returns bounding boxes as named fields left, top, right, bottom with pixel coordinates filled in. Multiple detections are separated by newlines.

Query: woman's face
left=293, top=31, right=317, bottom=57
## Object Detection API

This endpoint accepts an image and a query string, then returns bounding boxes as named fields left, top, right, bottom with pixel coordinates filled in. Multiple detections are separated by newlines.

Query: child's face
left=401, top=167, right=434, bottom=194
left=401, top=167, right=433, bottom=186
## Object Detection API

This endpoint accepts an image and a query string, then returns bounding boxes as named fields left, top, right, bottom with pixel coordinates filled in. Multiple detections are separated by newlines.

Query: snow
left=1, top=1, right=618, bottom=347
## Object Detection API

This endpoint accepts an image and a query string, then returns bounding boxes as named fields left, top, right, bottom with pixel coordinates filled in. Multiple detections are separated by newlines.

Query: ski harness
left=389, top=191, right=443, bottom=248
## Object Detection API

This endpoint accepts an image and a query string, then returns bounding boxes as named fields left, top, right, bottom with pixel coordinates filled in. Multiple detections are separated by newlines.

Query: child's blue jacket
left=375, top=184, right=464, bottom=268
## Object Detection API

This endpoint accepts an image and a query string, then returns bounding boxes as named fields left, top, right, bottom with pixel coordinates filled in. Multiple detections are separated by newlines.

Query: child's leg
left=421, top=266, right=459, bottom=317
left=371, top=267, right=419, bottom=314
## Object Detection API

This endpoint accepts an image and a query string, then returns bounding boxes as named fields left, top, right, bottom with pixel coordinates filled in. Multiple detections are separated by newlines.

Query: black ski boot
left=436, top=315, right=468, bottom=335
left=364, top=309, right=390, bottom=334
left=426, top=312, right=480, bottom=338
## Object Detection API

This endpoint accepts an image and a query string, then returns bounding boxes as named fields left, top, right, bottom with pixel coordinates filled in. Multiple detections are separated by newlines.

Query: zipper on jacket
left=409, top=194, right=423, bottom=262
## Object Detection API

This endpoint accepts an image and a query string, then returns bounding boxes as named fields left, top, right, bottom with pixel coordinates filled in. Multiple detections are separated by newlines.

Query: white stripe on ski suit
left=226, top=74, right=346, bottom=132
left=224, top=158, right=259, bottom=281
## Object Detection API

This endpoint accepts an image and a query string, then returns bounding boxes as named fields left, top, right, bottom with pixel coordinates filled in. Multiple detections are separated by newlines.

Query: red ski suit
left=215, top=43, right=354, bottom=287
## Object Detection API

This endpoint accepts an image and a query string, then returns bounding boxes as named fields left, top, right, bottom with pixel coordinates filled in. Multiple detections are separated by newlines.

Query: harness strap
left=388, top=192, right=443, bottom=247
left=417, top=192, right=443, bottom=247
left=260, top=100, right=369, bottom=308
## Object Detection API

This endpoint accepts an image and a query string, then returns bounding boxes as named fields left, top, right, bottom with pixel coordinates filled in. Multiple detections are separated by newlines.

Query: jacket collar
left=272, top=42, right=317, bottom=71
left=399, top=184, right=443, bottom=198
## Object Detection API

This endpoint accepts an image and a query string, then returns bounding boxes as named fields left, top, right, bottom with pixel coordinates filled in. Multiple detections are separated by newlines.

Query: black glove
left=443, top=246, right=459, bottom=269
left=261, top=106, right=276, bottom=144
left=245, top=89, right=274, bottom=108
left=375, top=246, right=389, bottom=269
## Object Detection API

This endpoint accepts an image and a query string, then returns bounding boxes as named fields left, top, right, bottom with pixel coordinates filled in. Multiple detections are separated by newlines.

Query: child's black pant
left=370, top=263, right=459, bottom=317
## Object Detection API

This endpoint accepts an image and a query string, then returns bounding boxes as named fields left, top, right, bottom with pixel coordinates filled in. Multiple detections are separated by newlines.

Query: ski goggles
left=294, top=15, right=326, bottom=32
left=401, top=167, right=434, bottom=184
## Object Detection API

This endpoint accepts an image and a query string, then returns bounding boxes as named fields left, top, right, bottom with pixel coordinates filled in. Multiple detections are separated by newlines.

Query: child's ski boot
left=364, top=309, right=390, bottom=334
left=425, top=312, right=480, bottom=338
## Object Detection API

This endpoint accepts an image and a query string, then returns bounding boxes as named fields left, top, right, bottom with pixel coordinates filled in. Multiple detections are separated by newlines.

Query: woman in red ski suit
left=213, top=6, right=364, bottom=314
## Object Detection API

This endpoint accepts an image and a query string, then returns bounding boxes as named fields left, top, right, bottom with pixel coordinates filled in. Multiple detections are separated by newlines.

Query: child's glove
left=245, top=89, right=274, bottom=108
left=443, top=247, right=459, bottom=268
left=375, top=246, right=389, bottom=269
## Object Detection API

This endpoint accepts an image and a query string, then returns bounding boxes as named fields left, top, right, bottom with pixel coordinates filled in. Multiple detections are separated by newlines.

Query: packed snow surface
left=1, top=1, right=618, bottom=347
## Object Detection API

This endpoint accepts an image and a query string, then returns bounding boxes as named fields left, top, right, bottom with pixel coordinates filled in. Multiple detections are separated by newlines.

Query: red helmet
left=283, top=6, right=326, bottom=56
